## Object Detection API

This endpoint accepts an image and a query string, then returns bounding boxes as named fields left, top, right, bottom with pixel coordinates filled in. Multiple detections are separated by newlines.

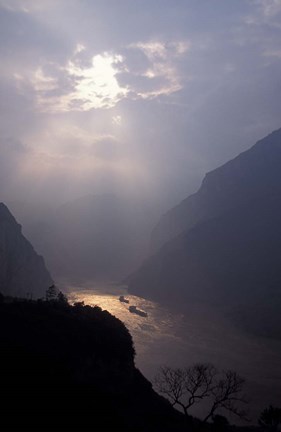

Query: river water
left=66, top=282, right=281, bottom=424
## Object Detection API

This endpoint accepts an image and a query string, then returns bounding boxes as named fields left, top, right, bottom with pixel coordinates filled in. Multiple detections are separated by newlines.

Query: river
left=65, top=282, right=281, bottom=424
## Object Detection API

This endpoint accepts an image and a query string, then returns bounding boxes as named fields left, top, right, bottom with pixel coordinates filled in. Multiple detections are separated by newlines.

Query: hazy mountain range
left=1, top=128, right=281, bottom=429
left=2, top=128, right=281, bottom=339
left=8, top=194, right=159, bottom=283
left=128, top=128, right=281, bottom=338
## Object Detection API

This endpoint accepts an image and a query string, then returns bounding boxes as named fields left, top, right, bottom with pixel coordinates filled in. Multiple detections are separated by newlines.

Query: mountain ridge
left=0, top=202, right=53, bottom=298
left=128, top=128, right=281, bottom=339
left=151, top=127, right=281, bottom=251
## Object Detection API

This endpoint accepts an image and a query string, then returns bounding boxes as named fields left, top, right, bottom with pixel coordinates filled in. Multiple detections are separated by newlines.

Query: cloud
left=0, top=121, right=143, bottom=204
left=74, top=43, right=86, bottom=55
left=131, top=40, right=190, bottom=61
left=63, top=53, right=128, bottom=111
left=263, top=48, right=281, bottom=58
left=0, top=0, right=60, bottom=14
left=124, top=39, right=190, bottom=100
left=31, top=67, right=58, bottom=92
left=13, top=39, right=189, bottom=112
left=238, top=1, right=281, bottom=64
left=0, top=0, right=29, bottom=13
left=132, top=41, right=168, bottom=61
left=22, top=52, right=129, bottom=112
left=112, top=115, right=122, bottom=125
left=244, top=0, right=281, bottom=25
left=256, top=0, right=281, bottom=17
left=21, top=120, right=134, bottom=188
left=2, top=1, right=281, bottom=209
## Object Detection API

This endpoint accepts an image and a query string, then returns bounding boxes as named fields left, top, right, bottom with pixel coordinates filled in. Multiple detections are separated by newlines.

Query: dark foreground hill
left=0, top=203, right=52, bottom=298
left=128, top=128, right=281, bottom=339
left=0, top=297, right=185, bottom=432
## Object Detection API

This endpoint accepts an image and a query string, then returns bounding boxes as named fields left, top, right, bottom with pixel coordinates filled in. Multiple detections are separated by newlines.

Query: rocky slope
left=128, top=128, right=281, bottom=338
left=151, top=128, right=281, bottom=251
left=0, top=202, right=53, bottom=298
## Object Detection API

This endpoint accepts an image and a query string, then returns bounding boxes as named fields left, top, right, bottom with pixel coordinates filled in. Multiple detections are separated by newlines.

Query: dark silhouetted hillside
left=0, top=202, right=53, bottom=298
left=0, top=298, right=186, bottom=432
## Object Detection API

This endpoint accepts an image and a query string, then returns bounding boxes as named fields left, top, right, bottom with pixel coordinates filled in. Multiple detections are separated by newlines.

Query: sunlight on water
left=67, top=283, right=281, bottom=422
left=68, top=284, right=184, bottom=370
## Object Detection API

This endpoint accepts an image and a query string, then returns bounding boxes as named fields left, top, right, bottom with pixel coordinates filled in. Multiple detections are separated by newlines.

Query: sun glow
left=60, top=53, right=129, bottom=111
left=25, top=52, right=129, bottom=112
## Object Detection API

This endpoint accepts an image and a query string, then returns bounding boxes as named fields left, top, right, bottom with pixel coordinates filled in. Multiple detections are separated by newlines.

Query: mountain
left=151, top=128, right=281, bottom=251
left=128, top=128, right=281, bottom=338
left=0, top=202, right=53, bottom=298
left=19, top=194, right=158, bottom=283
left=1, top=298, right=185, bottom=431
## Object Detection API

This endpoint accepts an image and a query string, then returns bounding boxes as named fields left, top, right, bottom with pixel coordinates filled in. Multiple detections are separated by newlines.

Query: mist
left=1, top=2, right=281, bottom=429
left=1, top=0, right=281, bottom=283
left=1, top=0, right=281, bottom=211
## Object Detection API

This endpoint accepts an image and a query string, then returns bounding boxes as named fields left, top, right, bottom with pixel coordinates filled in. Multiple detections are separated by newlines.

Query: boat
left=128, top=305, right=148, bottom=317
left=119, top=295, right=129, bottom=304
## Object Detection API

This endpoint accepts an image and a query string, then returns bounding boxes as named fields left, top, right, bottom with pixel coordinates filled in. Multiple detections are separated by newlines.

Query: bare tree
left=184, top=363, right=216, bottom=409
left=154, top=364, right=248, bottom=424
left=203, top=370, right=248, bottom=423
left=154, top=367, right=187, bottom=415
left=259, top=405, right=281, bottom=431
left=154, top=363, right=216, bottom=417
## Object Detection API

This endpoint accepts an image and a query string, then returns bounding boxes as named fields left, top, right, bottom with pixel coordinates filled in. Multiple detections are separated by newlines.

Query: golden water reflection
left=68, top=284, right=184, bottom=373
left=67, top=283, right=281, bottom=422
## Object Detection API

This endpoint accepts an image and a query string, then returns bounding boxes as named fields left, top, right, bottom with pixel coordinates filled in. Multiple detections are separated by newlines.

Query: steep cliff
left=128, top=128, right=281, bottom=338
left=0, top=202, right=53, bottom=298
left=151, top=128, right=281, bottom=251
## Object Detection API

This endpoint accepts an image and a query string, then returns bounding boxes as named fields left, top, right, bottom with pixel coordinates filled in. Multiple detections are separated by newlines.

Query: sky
left=1, top=0, right=281, bottom=211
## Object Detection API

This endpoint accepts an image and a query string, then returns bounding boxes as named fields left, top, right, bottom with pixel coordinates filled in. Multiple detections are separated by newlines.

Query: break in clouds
left=0, top=0, right=281, bottom=207
left=18, top=40, right=189, bottom=112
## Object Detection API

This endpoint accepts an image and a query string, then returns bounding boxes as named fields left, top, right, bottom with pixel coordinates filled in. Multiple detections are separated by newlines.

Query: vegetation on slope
left=0, top=295, right=185, bottom=432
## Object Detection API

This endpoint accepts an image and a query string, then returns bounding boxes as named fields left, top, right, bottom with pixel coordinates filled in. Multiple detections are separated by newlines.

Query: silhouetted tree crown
left=259, top=405, right=281, bottom=431
left=154, top=363, right=248, bottom=424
